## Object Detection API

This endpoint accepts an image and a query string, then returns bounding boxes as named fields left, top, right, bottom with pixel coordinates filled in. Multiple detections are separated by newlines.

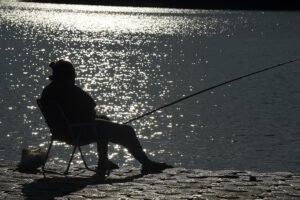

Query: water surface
left=0, top=1, right=300, bottom=172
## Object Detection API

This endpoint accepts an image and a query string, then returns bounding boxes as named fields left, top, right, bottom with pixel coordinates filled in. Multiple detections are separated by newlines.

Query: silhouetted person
left=40, top=60, right=172, bottom=177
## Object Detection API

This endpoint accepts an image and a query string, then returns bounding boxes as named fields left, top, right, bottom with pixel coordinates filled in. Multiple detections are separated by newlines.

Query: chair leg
left=65, top=145, right=77, bottom=175
left=42, top=137, right=53, bottom=173
left=78, top=146, right=94, bottom=171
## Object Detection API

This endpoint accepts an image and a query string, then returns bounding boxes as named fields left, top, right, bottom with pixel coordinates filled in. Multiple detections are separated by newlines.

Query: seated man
left=40, top=59, right=172, bottom=177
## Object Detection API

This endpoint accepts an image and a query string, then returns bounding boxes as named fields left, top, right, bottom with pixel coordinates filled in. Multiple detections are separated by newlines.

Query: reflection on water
left=0, top=1, right=300, bottom=171
left=1, top=1, right=229, bottom=35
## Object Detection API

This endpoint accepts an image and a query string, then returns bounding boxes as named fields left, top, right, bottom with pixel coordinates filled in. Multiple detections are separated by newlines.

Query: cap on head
left=48, top=60, right=76, bottom=81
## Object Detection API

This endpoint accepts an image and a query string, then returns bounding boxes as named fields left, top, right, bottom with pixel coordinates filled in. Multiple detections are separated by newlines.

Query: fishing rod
left=124, top=58, right=300, bottom=124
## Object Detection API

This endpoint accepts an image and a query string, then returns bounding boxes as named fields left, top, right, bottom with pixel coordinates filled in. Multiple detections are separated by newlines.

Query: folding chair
left=37, top=99, right=98, bottom=175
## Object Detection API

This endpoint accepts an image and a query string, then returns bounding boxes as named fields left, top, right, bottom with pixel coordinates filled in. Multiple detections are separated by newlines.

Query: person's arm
left=40, top=86, right=67, bottom=136
left=74, top=86, right=97, bottom=121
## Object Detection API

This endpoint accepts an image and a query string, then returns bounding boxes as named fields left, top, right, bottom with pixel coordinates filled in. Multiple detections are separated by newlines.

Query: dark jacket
left=40, top=81, right=96, bottom=141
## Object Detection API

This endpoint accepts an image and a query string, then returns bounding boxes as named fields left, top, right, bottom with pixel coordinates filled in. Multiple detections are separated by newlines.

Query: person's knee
left=126, top=124, right=134, bottom=131
left=122, top=125, right=136, bottom=136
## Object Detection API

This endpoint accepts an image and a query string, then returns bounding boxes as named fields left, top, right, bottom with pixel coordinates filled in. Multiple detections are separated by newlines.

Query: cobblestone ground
left=0, top=159, right=300, bottom=199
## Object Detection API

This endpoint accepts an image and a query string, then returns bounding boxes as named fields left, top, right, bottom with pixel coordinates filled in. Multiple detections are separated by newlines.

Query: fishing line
left=124, top=58, right=300, bottom=124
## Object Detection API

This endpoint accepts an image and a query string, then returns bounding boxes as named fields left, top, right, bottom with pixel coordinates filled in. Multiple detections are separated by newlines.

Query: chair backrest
left=37, top=99, right=73, bottom=143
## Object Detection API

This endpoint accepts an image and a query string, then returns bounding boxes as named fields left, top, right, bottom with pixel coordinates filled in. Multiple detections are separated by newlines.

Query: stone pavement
left=0, top=159, right=300, bottom=199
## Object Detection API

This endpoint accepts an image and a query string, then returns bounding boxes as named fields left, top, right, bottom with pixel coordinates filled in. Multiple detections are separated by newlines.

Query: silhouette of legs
left=94, top=119, right=151, bottom=168
left=95, top=119, right=172, bottom=175
left=79, top=118, right=172, bottom=176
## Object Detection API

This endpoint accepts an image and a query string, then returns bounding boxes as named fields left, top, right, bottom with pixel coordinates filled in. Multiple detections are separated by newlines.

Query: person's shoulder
left=73, top=85, right=95, bottom=104
left=69, top=84, right=91, bottom=98
left=71, top=84, right=86, bottom=93
left=73, top=84, right=83, bottom=90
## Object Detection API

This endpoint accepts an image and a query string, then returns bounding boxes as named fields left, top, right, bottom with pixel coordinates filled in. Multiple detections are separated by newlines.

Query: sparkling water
left=0, top=1, right=300, bottom=172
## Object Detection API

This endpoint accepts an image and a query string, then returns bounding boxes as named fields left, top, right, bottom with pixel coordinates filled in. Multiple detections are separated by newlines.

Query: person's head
left=48, top=60, right=76, bottom=84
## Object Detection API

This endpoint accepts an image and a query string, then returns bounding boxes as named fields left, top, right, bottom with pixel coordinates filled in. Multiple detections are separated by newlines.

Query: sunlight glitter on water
left=0, top=1, right=222, bottom=166
left=2, top=1, right=230, bottom=35
left=1, top=1, right=300, bottom=171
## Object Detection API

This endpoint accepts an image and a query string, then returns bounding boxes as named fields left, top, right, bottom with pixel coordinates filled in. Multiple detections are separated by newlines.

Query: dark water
left=0, top=1, right=300, bottom=172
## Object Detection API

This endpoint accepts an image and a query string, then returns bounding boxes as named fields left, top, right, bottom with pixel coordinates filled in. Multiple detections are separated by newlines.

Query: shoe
left=141, top=161, right=173, bottom=174
left=96, top=160, right=119, bottom=177
left=94, top=168, right=107, bottom=180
